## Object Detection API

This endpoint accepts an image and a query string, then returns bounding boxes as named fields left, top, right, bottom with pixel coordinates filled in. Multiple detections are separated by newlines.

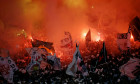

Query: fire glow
left=82, top=33, right=87, bottom=38
left=95, top=32, right=101, bottom=42
left=131, top=34, right=134, bottom=40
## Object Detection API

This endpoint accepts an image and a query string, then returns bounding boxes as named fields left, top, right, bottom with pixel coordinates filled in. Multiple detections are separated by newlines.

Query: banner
left=0, top=50, right=18, bottom=83
left=98, top=42, right=107, bottom=64
left=47, top=54, right=61, bottom=70
left=85, top=29, right=91, bottom=48
left=129, top=16, right=140, bottom=41
left=66, top=46, right=78, bottom=77
left=117, top=33, right=131, bottom=51
left=120, top=58, right=140, bottom=80
left=32, top=39, right=55, bottom=53
left=26, top=47, right=46, bottom=72
left=66, top=44, right=88, bottom=76
left=60, top=32, right=73, bottom=56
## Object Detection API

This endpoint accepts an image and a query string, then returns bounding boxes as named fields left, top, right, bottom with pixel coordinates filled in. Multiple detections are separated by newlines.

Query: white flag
left=66, top=47, right=78, bottom=77
left=117, top=33, right=131, bottom=51
left=47, top=54, right=61, bottom=70
left=77, top=47, right=89, bottom=76
left=60, top=32, right=73, bottom=56
left=66, top=44, right=88, bottom=76
left=120, top=58, right=140, bottom=80
left=26, top=47, right=47, bottom=72
left=0, top=50, right=18, bottom=83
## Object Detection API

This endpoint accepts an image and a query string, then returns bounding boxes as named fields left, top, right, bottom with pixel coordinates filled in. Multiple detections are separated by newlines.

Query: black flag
left=98, top=42, right=107, bottom=64
left=32, top=39, right=55, bottom=53
left=129, top=16, right=140, bottom=41
left=85, top=29, right=91, bottom=49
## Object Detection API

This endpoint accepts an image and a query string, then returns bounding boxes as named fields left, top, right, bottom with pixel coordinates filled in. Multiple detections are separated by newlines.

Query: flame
left=81, top=32, right=87, bottom=40
left=96, top=32, right=101, bottom=42
left=83, top=33, right=86, bottom=37
left=28, top=35, right=34, bottom=41
left=38, top=46, right=53, bottom=55
left=131, top=34, right=134, bottom=39
left=96, top=37, right=100, bottom=42
left=130, top=34, right=134, bottom=41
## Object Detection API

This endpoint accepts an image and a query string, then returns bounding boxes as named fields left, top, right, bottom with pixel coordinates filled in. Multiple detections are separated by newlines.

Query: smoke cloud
left=0, top=0, right=140, bottom=54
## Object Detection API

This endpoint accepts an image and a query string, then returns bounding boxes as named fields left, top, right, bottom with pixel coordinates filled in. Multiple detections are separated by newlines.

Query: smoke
left=0, top=0, right=140, bottom=54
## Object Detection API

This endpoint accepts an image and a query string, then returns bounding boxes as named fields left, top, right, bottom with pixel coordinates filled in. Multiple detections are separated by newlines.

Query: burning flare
left=131, top=34, right=134, bottom=39
left=96, top=32, right=101, bottom=42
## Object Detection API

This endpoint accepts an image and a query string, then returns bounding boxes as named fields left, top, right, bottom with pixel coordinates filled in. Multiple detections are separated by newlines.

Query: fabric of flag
left=60, top=32, right=73, bottom=56
left=32, top=39, right=55, bottom=53
left=129, top=16, right=140, bottom=41
left=66, top=47, right=78, bottom=77
left=66, top=44, right=88, bottom=76
left=40, top=61, right=47, bottom=70
left=119, top=58, right=140, bottom=80
left=47, top=54, right=61, bottom=70
left=26, top=47, right=46, bottom=72
left=77, top=51, right=89, bottom=76
left=85, top=29, right=91, bottom=48
left=127, top=27, right=131, bottom=48
left=0, top=50, right=18, bottom=83
left=97, top=42, right=107, bottom=64
left=117, top=33, right=131, bottom=51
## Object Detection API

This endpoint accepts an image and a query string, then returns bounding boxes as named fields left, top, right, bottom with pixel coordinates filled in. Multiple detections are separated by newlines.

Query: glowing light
left=28, top=35, right=34, bottom=41
left=83, top=33, right=86, bottom=37
left=96, top=37, right=100, bottom=42
left=81, top=32, right=87, bottom=39
left=131, top=34, right=134, bottom=40
left=17, top=29, right=27, bottom=38
left=91, top=5, right=94, bottom=8
left=96, top=32, right=101, bottom=42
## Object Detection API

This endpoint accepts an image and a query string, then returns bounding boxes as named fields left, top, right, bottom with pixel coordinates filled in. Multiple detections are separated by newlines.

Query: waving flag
left=96, top=42, right=107, bottom=65
left=26, top=47, right=47, bottom=72
left=120, top=58, right=140, bottom=80
left=47, top=54, right=61, bottom=70
left=60, top=32, right=73, bottom=56
left=85, top=29, right=91, bottom=49
left=66, top=44, right=88, bottom=77
left=129, top=16, right=140, bottom=41
left=66, top=45, right=79, bottom=77
left=0, top=49, right=18, bottom=83
left=117, top=32, right=131, bottom=51
left=32, top=39, right=55, bottom=54
left=127, top=27, right=131, bottom=48
left=99, top=42, right=107, bottom=62
left=77, top=47, right=89, bottom=76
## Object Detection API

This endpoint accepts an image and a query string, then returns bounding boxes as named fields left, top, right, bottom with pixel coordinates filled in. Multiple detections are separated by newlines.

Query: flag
left=97, top=42, right=107, bottom=64
left=129, top=16, right=140, bottom=41
left=85, top=29, right=91, bottom=49
left=60, top=32, right=73, bottom=56
left=77, top=47, right=89, bottom=76
left=66, top=45, right=79, bottom=77
left=32, top=39, right=55, bottom=53
left=127, top=27, right=131, bottom=48
left=66, top=44, right=88, bottom=76
left=117, top=32, right=131, bottom=51
left=0, top=49, right=18, bottom=83
left=26, top=47, right=46, bottom=72
left=120, top=58, right=140, bottom=80
left=47, top=54, right=61, bottom=70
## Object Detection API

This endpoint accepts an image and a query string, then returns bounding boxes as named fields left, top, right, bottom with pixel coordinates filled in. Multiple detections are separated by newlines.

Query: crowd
left=0, top=51, right=140, bottom=84
left=0, top=41, right=140, bottom=84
